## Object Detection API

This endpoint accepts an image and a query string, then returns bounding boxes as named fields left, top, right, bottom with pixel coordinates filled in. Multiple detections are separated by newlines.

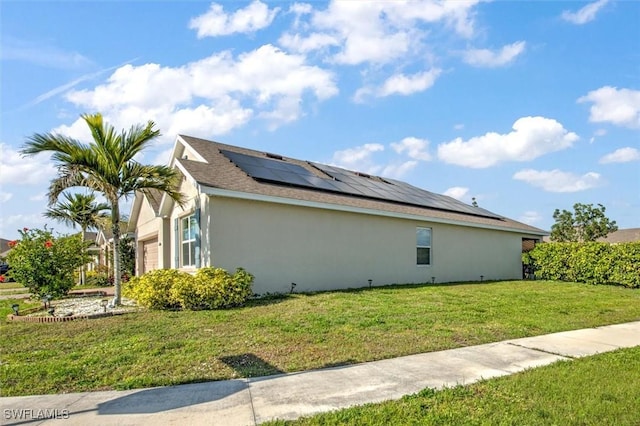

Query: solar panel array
left=220, top=149, right=502, bottom=220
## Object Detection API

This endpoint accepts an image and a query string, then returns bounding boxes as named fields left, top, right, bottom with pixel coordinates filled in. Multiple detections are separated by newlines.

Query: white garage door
left=142, top=237, right=159, bottom=274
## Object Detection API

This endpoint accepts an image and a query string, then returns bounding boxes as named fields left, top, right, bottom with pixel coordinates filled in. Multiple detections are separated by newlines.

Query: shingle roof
left=177, top=135, right=547, bottom=235
left=598, top=228, right=640, bottom=243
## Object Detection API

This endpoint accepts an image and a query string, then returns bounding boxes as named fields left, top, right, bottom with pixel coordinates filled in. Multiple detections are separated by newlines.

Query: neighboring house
left=129, top=135, right=548, bottom=294
left=597, top=228, right=640, bottom=244
left=0, top=238, right=11, bottom=260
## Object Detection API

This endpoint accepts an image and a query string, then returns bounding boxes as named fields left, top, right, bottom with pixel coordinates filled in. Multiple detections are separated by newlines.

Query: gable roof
left=598, top=228, right=640, bottom=243
left=161, top=135, right=547, bottom=236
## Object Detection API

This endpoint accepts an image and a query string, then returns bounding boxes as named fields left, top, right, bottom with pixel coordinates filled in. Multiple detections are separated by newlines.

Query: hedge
left=123, top=267, right=254, bottom=310
left=524, top=242, right=640, bottom=288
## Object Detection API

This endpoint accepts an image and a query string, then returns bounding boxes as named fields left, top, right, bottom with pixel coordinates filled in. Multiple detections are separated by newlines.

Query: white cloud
left=391, top=137, right=431, bottom=161
left=284, top=1, right=480, bottom=66
left=454, top=123, right=464, bottom=130
left=354, top=69, right=441, bottom=102
left=0, top=213, right=48, bottom=234
left=513, top=169, right=602, bottom=193
left=189, top=1, right=279, bottom=37
left=63, top=45, right=337, bottom=139
left=0, top=143, right=57, bottom=186
left=444, top=186, right=469, bottom=201
left=462, top=41, right=526, bottom=68
left=380, top=161, right=419, bottom=179
left=599, top=147, right=640, bottom=164
left=331, top=143, right=384, bottom=171
left=519, top=211, right=543, bottom=225
left=0, top=193, right=13, bottom=203
left=562, top=0, right=609, bottom=25
left=578, top=86, right=640, bottom=129
left=437, top=116, right=579, bottom=168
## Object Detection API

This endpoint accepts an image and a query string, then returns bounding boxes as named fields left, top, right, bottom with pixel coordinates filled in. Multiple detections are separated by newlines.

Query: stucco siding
left=207, top=196, right=524, bottom=294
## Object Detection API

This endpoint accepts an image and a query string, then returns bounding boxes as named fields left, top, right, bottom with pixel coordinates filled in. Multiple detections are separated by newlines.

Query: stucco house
left=129, top=135, right=547, bottom=294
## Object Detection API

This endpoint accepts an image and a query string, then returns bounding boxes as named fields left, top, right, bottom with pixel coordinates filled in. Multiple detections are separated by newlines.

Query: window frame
left=416, top=227, right=432, bottom=266
left=180, top=213, right=197, bottom=268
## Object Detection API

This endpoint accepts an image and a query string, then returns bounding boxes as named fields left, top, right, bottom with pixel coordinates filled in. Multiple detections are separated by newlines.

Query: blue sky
left=1, top=0, right=639, bottom=240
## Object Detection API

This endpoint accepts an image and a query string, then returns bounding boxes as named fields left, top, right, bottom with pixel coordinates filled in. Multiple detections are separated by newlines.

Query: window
left=417, top=227, right=431, bottom=266
left=181, top=214, right=197, bottom=267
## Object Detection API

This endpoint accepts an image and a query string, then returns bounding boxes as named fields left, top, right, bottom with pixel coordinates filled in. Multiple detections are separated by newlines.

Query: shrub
left=527, top=242, right=639, bottom=288
left=124, top=269, right=188, bottom=309
left=124, top=267, right=254, bottom=310
left=5, top=228, right=89, bottom=297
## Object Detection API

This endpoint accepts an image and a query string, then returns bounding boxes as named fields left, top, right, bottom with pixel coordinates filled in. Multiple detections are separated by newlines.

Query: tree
left=44, top=192, right=110, bottom=286
left=6, top=228, right=88, bottom=297
left=22, top=113, right=185, bottom=305
left=550, top=203, right=618, bottom=242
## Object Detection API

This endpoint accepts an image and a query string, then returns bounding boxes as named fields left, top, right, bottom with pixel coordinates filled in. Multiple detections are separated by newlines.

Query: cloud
left=29, top=193, right=47, bottom=202
left=63, top=45, right=337, bottom=139
left=437, top=116, right=579, bottom=168
left=354, top=70, right=441, bottom=102
left=283, top=1, right=481, bottom=65
left=599, top=147, right=640, bottom=164
left=513, top=169, right=602, bottom=192
left=0, top=213, right=48, bottom=235
left=578, top=86, right=640, bottom=129
left=562, top=0, right=609, bottom=25
left=0, top=143, right=57, bottom=186
left=1, top=36, right=93, bottom=70
left=462, top=41, right=526, bottom=68
left=390, top=137, right=431, bottom=161
left=380, top=161, right=419, bottom=179
left=331, top=143, right=385, bottom=171
left=189, top=1, right=279, bottom=37
left=519, top=211, right=543, bottom=225
left=444, top=187, right=469, bottom=201
left=0, top=193, right=13, bottom=203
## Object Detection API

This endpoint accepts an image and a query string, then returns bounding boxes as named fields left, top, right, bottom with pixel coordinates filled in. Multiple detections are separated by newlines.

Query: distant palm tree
left=45, top=192, right=110, bottom=286
left=22, top=113, right=184, bottom=305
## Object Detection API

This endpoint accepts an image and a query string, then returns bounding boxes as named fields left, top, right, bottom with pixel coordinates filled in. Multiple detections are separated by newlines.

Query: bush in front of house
left=124, top=267, right=254, bottom=310
left=5, top=228, right=88, bottom=297
left=526, top=242, right=639, bottom=288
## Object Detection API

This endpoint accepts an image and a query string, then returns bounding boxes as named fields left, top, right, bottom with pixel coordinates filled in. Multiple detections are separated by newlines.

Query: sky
left=1, top=0, right=639, bottom=241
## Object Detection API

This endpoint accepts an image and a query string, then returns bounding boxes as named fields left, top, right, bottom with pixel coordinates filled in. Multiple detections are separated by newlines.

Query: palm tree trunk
left=80, top=227, right=87, bottom=286
left=111, top=199, right=122, bottom=306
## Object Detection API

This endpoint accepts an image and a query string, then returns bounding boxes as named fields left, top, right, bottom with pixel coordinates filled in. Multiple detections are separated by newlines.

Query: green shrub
left=527, top=242, right=639, bottom=288
left=124, top=267, right=254, bottom=310
left=124, top=269, right=188, bottom=309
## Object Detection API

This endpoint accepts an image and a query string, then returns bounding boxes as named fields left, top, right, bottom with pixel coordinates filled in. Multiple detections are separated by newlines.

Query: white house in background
left=129, top=135, right=548, bottom=294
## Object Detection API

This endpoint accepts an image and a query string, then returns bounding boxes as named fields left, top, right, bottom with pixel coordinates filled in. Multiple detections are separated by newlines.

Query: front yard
left=1, top=280, right=639, bottom=396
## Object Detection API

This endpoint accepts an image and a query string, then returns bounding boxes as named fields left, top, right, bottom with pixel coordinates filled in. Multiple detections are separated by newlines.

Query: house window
left=417, top=227, right=431, bottom=266
left=181, top=214, right=197, bottom=267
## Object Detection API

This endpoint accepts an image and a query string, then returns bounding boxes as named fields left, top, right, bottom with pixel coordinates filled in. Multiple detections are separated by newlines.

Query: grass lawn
left=266, top=346, right=640, bottom=425
left=1, top=280, right=639, bottom=396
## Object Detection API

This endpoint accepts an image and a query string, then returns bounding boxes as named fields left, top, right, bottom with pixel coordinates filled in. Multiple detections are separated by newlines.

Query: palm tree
left=45, top=192, right=110, bottom=286
left=22, top=113, right=184, bottom=305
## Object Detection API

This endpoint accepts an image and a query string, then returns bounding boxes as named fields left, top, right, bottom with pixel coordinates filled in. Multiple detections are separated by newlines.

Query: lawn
left=1, top=280, right=639, bottom=396
left=266, top=346, right=640, bottom=425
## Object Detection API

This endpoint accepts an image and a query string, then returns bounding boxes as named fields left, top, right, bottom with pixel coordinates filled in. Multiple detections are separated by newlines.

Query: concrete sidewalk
left=2, top=321, right=639, bottom=426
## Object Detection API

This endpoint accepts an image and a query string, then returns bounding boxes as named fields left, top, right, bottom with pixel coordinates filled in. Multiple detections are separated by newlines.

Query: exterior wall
left=134, top=196, right=161, bottom=276
left=206, top=196, right=524, bottom=294
left=169, top=177, right=201, bottom=271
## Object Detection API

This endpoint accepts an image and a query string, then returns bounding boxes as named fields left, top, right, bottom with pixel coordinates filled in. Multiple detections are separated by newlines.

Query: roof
left=169, top=135, right=547, bottom=236
left=598, top=228, right=640, bottom=243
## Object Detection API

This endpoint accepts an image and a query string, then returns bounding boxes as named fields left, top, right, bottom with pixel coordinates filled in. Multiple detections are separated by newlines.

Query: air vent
left=265, top=152, right=284, bottom=160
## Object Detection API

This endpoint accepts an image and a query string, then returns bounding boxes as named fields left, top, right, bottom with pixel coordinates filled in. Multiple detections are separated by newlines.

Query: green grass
left=267, top=346, right=640, bottom=425
left=0, top=282, right=27, bottom=291
left=1, top=280, right=639, bottom=396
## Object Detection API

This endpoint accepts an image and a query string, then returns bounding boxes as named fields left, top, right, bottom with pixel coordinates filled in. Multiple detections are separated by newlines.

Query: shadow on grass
left=220, top=353, right=285, bottom=377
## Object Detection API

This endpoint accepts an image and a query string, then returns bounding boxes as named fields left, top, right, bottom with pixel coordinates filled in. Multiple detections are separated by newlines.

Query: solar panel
left=220, top=149, right=502, bottom=220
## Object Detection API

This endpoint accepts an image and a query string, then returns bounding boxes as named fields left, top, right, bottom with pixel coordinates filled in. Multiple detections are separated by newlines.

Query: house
left=598, top=228, right=640, bottom=244
left=129, top=135, right=548, bottom=294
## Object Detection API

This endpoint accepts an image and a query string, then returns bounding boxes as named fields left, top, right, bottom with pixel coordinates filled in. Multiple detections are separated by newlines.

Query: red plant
left=8, top=240, right=18, bottom=248
left=0, top=275, right=5, bottom=283
left=23, top=227, right=29, bottom=232
left=44, top=240, right=53, bottom=249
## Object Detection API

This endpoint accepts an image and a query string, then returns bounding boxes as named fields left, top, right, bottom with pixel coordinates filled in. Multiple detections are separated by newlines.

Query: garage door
left=142, top=237, right=159, bottom=274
